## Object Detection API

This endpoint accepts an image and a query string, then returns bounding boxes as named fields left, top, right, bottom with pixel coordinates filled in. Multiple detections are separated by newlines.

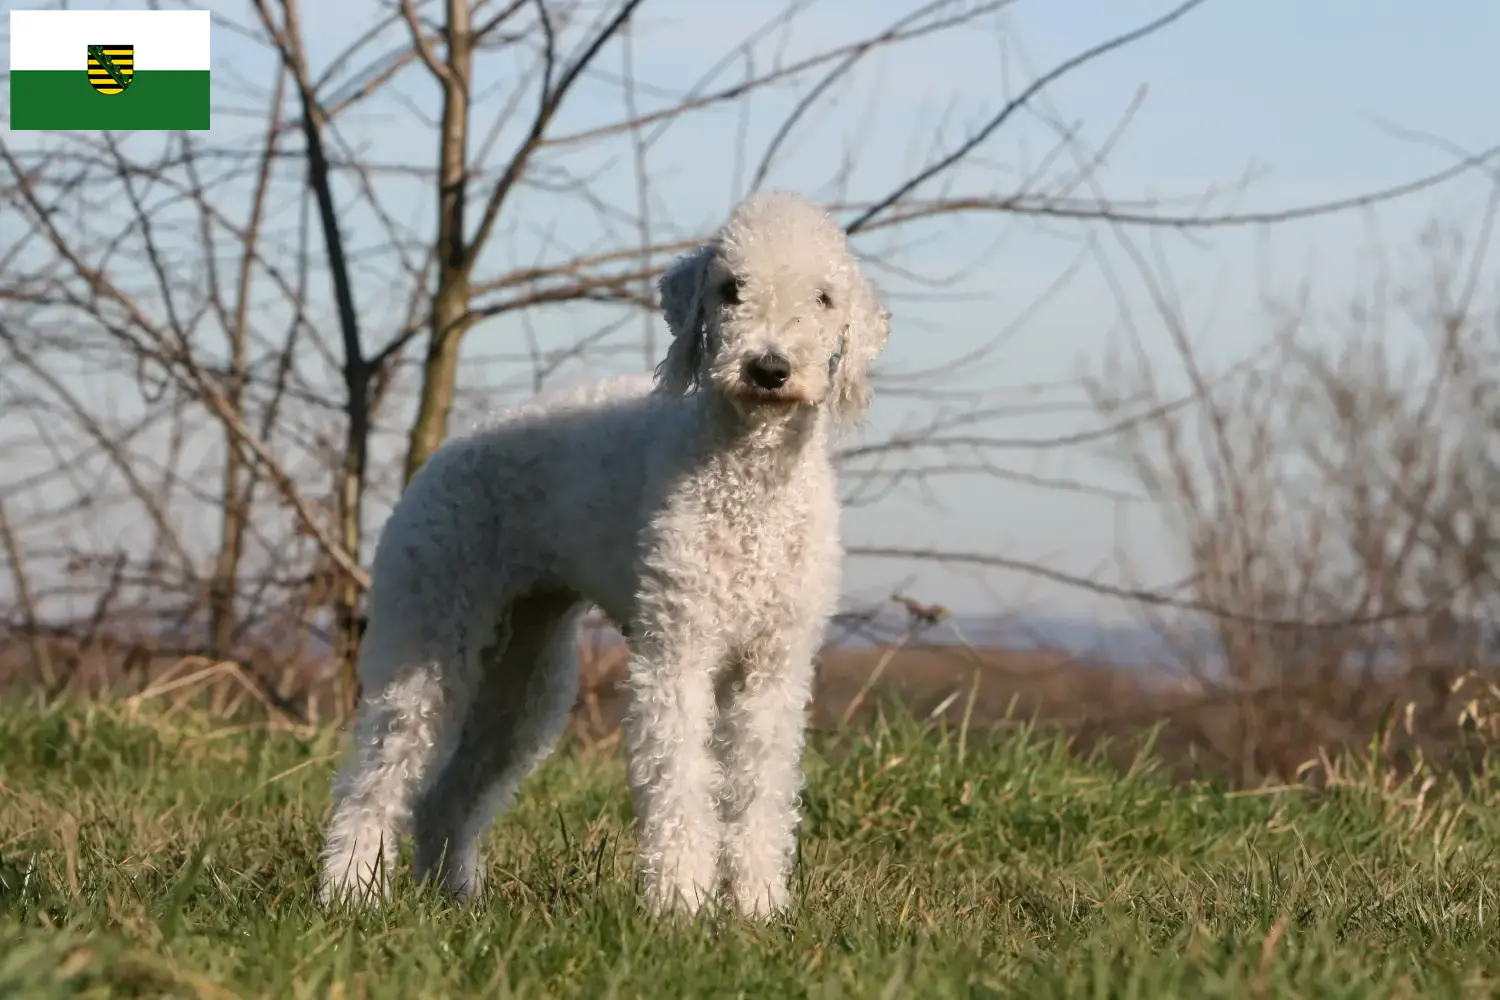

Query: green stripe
left=9, top=70, right=210, bottom=131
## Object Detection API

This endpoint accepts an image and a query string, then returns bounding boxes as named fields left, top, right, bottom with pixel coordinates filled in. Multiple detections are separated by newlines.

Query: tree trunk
left=209, top=70, right=282, bottom=663
left=208, top=442, right=245, bottom=661
left=403, top=0, right=474, bottom=486
left=0, top=497, right=54, bottom=691
left=279, top=0, right=372, bottom=719
left=335, top=395, right=368, bottom=714
left=404, top=274, right=471, bottom=484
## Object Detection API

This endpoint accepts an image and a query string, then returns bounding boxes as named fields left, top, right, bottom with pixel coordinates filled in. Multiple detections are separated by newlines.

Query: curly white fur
left=317, top=191, right=891, bottom=919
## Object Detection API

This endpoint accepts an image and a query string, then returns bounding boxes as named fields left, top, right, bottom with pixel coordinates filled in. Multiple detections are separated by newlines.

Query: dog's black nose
left=746, top=353, right=791, bottom=390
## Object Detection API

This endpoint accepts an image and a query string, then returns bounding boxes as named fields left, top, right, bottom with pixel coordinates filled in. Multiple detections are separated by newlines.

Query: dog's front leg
left=621, top=625, right=725, bottom=917
left=716, top=624, right=821, bottom=918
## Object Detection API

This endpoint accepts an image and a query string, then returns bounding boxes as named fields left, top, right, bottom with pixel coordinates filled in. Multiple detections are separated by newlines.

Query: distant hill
left=30, top=601, right=1445, bottom=684
left=579, top=607, right=1222, bottom=675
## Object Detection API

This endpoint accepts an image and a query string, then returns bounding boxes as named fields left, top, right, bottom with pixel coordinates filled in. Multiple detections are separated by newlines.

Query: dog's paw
left=641, top=876, right=718, bottom=919
left=317, top=872, right=391, bottom=909
left=731, top=880, right=790, bottom=920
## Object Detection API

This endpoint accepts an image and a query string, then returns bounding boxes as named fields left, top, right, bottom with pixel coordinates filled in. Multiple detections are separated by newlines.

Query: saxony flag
left=9, top=9, right=210, bottom=131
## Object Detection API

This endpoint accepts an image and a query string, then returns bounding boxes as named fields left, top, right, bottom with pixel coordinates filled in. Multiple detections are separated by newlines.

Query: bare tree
left=1, top=0, right=1488, bottom=721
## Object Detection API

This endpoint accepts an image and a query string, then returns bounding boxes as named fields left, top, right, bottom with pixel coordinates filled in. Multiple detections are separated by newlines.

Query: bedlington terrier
left=317, top=191, right=891, bottom=919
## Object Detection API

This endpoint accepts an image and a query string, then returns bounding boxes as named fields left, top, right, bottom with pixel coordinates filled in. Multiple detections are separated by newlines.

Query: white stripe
left=9, top=10, right=210, bottom=72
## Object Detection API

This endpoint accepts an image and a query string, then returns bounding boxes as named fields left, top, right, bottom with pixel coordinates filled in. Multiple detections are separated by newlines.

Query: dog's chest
left=710, top=489, right=803, bottom=563
left=710, top=475, right=831, bottom=584
left=633, top=431, right=841, bottom=621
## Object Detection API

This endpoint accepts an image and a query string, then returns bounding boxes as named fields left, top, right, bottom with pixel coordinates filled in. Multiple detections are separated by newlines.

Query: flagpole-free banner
left=9, top=9, right=211, bottom=131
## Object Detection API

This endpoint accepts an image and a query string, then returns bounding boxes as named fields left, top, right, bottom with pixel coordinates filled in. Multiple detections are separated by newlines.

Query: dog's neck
left=698, top=390, right=829, bottom=481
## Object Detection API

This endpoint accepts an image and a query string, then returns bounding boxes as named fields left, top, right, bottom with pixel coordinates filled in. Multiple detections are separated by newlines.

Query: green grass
left=1, top=699, right=1498, bottom=999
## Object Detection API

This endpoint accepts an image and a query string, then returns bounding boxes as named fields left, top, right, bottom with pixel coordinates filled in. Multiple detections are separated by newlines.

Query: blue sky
left=4, top=0, right=1498, bottom=624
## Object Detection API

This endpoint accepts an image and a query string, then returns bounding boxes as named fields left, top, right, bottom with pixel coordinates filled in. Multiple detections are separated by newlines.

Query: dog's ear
left=831, top=268, right=891, bottom=423
left=653, top=244, right=715, bottom=396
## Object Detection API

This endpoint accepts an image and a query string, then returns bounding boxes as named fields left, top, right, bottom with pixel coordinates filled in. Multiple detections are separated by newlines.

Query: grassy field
left=1, top=697, right=1498, bottom=999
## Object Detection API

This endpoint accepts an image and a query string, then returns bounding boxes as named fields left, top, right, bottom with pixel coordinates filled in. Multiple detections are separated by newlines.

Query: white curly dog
left=318, top=191, right=890, bottom=918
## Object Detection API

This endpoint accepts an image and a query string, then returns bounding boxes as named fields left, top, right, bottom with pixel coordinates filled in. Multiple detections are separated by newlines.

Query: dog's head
left=654, top=191, right=890, bottom=424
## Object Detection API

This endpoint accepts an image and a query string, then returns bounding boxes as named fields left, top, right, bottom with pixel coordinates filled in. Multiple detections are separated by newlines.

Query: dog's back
left=363, top=373, right=675, bottom=648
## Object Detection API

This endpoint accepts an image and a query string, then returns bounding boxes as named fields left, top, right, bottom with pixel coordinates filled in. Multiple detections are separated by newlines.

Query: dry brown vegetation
left=3, top=0, right=1500, bottom=793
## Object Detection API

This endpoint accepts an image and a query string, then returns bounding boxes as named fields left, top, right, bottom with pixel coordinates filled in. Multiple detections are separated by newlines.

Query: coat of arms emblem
left=87, top=45, right=134, bottom=95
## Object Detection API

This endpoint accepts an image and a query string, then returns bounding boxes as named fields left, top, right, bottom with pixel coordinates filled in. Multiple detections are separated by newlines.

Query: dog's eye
left=816, top=289, right=833, bottom=309
left=720, top=278, right=742, bottom=306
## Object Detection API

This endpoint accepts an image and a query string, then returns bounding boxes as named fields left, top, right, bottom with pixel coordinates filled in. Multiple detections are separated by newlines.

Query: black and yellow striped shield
left=86, top=44, right=134, bottom=95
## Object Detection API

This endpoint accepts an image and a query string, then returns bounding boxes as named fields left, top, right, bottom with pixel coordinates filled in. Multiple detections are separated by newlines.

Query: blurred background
left=3, top=0, right=1499, bottom=787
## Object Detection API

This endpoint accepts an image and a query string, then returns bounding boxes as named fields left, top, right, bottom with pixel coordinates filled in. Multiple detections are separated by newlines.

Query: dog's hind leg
left=409, top=590, right=584, bottom=901
left=318, top=613, right=489, bottom=907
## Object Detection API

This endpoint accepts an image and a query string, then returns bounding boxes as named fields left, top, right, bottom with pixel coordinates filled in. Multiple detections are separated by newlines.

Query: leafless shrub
left=1089, top=182, right=1500, bottom=785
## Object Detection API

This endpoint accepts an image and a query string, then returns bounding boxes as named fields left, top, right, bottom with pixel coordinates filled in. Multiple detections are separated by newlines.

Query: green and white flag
left=9, top=9, right=211, bottom=131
